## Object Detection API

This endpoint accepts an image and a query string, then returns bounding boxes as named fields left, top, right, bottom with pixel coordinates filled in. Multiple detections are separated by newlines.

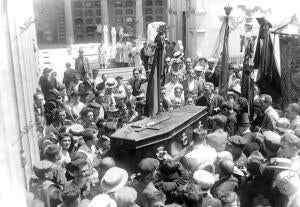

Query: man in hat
left=75, top=48, right=91, bottom=79
left=104, top=78, right=117, bottom=110
left=88, top=102, right=103, bottom=123
left=211, top=159, right=238, bottom=200
left=260, top=94, right=279, bottom=132
left=194, top=65, right=206, bottom=83
left=78, top=128, right=99, bottom=167
left=206, top=115, right=228, bottom=152
left=100, top=167, right=129, bottom=193
left=226, top=136, right=248, bottom=168
left=46, top=108, right=73, bottom=135
left=127, top=68, right=144, bottom=96
left=153, top=159, right=189, bottom=203
left=275, top=118, right=292, bottom=136
left=96, top=74, right=108, bottom=91
left=114, top=76, right=126, bottom=99
left=236, top=113, right=253, bottom=141
left=67, top=73, right=82, bottom=97
left=140, top=42, right=149, bottom=71
left=285, top=103, right=300, bottom=133
left=193, top=170, right=222, bottom=207
left=79, top=107, right=96, bottom=129
left=63, top=62, right=75, bottom=90
left=44, top=144, right=67, bottom=187
left=181, top=69, right=203, bottom=100
left=39, top=68, right=55, bottom=100
left=129, top=158, right=160, bottom=206
left=262, top=130, right=281, bottom=159
left=195, top=82, right=225, bottom=115
left=220, top=101, right=237, bottom=136
left=31, top=160, right=62, bottom=207
left=278, top=133, right=300, bottom=172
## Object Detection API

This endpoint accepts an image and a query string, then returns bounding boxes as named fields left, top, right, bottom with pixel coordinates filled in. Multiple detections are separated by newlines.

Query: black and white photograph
left=1, top=0, right=300, bottom=206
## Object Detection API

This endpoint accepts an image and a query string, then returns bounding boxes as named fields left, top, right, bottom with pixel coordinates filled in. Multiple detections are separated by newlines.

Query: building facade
left=34, top=0, right=168, bottom=47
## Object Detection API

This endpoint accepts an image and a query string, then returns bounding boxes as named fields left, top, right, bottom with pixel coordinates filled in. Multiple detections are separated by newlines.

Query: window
left=116, top=9, right=122, bottom=15
left=155, top=7, right=163, bottom=14
left=85, top=9, right=94, bottom=17
left=155, top=16, right=163, bottom=21
left=115, top=1, right=122, bottom=7
left=76, top=34, right=84, bottom=40
left=75, top=27, right=84, bottom=33
left=125, top=1, right=133, bottom=7
left=145, top=16, right=153, bottom=22
left=75, top=18, right=83, bottom=26
left=74, top=10, right=83, bottom=17
left=85, top=18, right=94, bottom=25
left=145, top=0, right=153, bottom=6
left=85, top=1, right=93, bottom=8
left=145, top=8, right=153, bottom=14
left=73, top=1, right=83, bottom=8
left=86, top=26, right=96, bottom=33
left=96, top=9, right=101, bottom=16
left=95, top=1, right=101, bottom=8
left=126, top=9, right=133, bottom=15
left=155, top=0, right=163, bottom=6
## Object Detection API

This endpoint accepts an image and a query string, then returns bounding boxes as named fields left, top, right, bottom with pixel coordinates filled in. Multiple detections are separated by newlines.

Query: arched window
left=155, top=16, right=163, bottom=21
left=155, top=0, right=163, bottom=6
left=145, top=8, right=153, bottom=14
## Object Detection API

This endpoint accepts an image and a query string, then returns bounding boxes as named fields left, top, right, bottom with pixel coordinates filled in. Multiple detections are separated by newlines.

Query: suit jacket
left=195, top=94, right=224, bottom=115
left=181, top=79, right=203, bottom=99
left=202, top=194, right=222, bottom=207
left=75, top=56, right=90, bottom=78
left=140, top=47, right=148, bottom=65
left=225, top=112, right=237, bottom=136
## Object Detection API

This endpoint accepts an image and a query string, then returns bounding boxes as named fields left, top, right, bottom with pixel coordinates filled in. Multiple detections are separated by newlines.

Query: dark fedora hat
left=236, top=113, right=250, bottom=125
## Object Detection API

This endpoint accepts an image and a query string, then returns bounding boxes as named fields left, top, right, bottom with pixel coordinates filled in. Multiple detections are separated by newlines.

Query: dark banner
left=280, top=35, right=300, bottom=106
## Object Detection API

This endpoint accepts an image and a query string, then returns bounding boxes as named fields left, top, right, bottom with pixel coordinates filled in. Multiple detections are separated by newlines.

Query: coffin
left=110, top=105, right=207, bottom=171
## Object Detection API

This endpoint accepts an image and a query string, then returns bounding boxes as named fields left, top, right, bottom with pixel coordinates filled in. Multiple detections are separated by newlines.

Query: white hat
left=194, top=65, right=205, bottom=72
left=105, top=78, right=118, bottom=89
left=88, top=194, right=117, bottom=207
left=275, top=170, right=300, bottom=196
left=101, top=167, right=128, bottom=193
left=193, top=170, right=215, bottom=190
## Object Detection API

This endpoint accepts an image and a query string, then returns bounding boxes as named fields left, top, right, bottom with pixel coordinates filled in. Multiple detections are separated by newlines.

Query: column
left=64, top=0, right=74, bottom=45
left=101, top=0, right=109, bottom=25
left=135, top=0, right=143, bottom=39
left=101, top=0, right=109, bottom=43
left=1, top=0, right=39, bottom=206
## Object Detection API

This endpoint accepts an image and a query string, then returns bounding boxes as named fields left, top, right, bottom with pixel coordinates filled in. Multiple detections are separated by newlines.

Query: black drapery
left=254, top=18, right=281, bottom=104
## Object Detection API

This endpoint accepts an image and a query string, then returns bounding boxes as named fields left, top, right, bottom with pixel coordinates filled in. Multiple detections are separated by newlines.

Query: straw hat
left=101, top=167, right=128, bottom=193
left=88, top=194, right=117, bottom=207
left=105, top=78, right=118, bottom=89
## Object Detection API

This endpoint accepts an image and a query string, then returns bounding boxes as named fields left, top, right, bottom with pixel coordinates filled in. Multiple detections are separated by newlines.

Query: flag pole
left=219, top=5, right=232, bottom=99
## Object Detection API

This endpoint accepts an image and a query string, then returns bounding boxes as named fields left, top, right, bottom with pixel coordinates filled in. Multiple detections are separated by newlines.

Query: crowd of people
left=30, top=44, right=300, bottom=207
